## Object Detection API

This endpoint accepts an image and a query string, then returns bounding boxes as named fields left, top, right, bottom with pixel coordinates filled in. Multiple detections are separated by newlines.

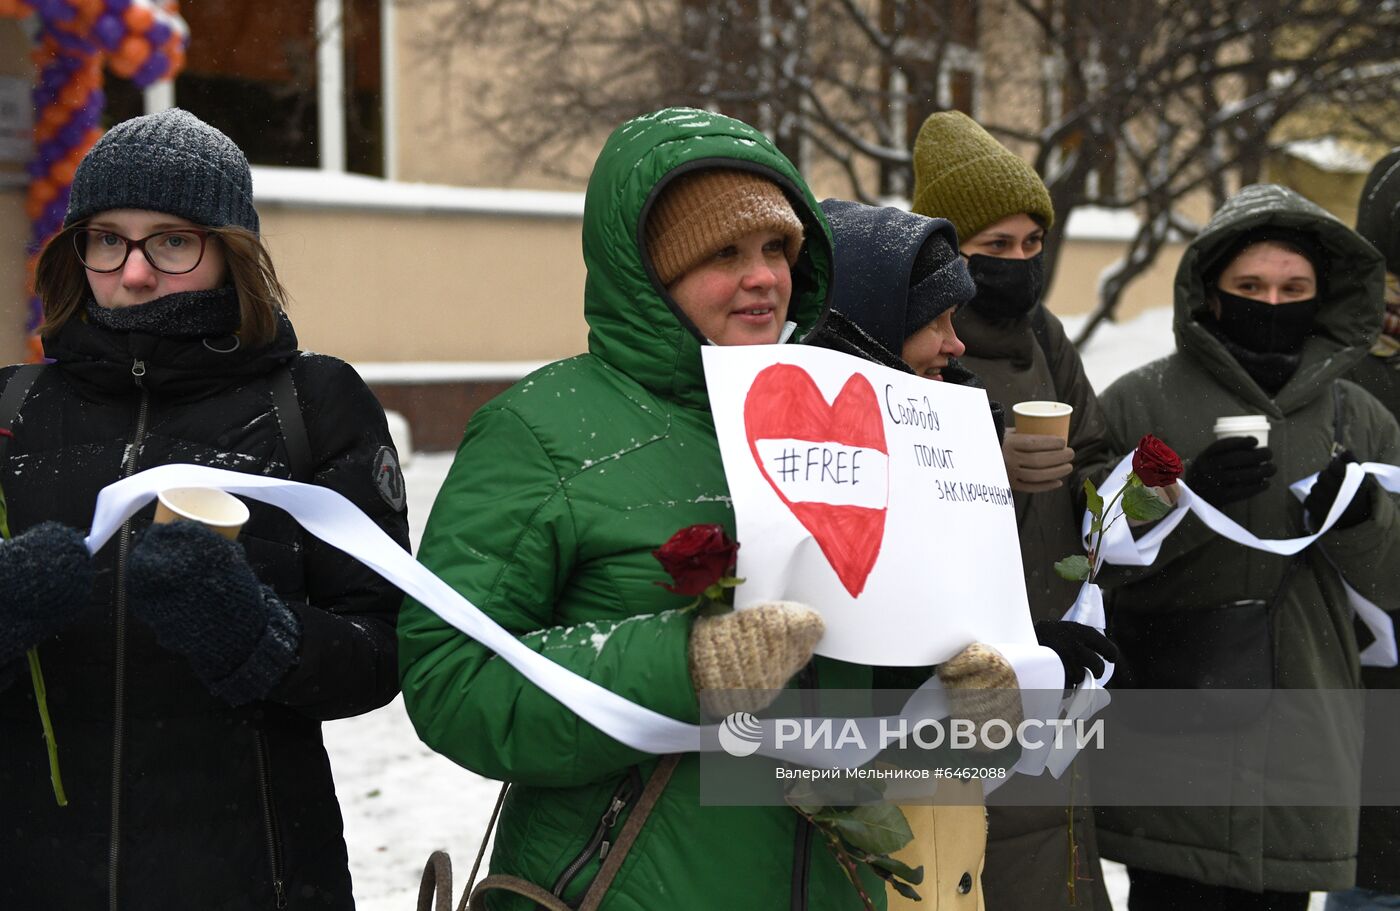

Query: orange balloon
left=40, top=106, right=66, bottom=129
left=25, top=335, right=46, bottom=366
left=25, top=195, right=44, bottom=221
left=123, top=4, right=154, bottom=32
left=59, top=81, right=87, bottom=110
left=30, top=179, right=57, bottom=206
left=118, top=35, right=151, bottom=67
left=34, top=122, right=57, bottom=143
left=75, top=0, right=103, bottom=21
left=52, top=160, right=77, bottom=185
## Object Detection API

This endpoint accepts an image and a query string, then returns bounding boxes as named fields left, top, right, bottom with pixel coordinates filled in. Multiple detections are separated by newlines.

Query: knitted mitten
left=0, top=521, right=94, bottom=663
left=937, top=642, right=1023, bottom=751
left=127, top=521, right=301, bottom=706
left=688, top=601, right=824, bottom=719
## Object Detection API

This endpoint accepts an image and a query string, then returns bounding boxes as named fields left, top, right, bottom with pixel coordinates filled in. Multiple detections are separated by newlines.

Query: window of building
left=879, top=0, right=980, bottom=197
left=104, top=0, right=387, bottom=177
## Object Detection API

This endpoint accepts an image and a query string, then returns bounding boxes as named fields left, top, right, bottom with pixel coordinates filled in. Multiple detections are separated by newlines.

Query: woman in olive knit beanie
left=911, top=110, right=1116, bottom=911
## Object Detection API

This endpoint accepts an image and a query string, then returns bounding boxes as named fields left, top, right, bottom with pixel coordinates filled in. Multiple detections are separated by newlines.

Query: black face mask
left=1213, top=291, right=1319, bottom=354
left=966, top=253, right=1045, bottom=319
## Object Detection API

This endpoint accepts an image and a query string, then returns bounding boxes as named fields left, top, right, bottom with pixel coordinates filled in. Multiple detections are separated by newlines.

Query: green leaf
left=1083, top=477, right=1103, bottom=519
left=1122, top=484, right=1172, bottom=522
left=0, top=481, right=9, bottom=540
left=1054, top=554, right=1091, bottom=581
left=816, top=804, right=913, bottom=856
left=888, top=878, right=923, bottom=901
left=870, top=854, right=925, bottom=885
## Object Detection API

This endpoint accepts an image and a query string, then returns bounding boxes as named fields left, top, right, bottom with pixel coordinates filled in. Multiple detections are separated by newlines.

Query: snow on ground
left=323, top=309, right=1320, bottom=910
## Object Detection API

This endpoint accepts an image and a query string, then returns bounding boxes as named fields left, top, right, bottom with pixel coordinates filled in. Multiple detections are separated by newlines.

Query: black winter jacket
left=0, top=312, right=410, bottom=909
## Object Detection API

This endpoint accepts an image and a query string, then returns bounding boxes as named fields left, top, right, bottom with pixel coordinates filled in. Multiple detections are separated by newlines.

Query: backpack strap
left=0, top=364, right=45, bottom=461
left=270, top=364, right=313, bottom=483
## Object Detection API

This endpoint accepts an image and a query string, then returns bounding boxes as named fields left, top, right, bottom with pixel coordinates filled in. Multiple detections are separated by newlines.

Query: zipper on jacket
left=551, top=766, right=644, bottom=898
left=790, top=662, right=819, bottom=911
left=109, top=361, right=149, bottom=911
left=254, top=729, right=289, bottom=909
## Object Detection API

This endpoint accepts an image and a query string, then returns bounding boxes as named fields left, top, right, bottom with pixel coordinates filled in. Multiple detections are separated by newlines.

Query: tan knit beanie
left=911, top=111, right=1054, bottom=243
left=646, top=169, right=805, bottom=286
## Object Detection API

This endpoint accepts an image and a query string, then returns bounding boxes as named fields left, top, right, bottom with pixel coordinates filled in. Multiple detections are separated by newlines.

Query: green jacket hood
left=1174, top=183, right=1386, bottom=415
left=581, top=107, right=833, bottom=409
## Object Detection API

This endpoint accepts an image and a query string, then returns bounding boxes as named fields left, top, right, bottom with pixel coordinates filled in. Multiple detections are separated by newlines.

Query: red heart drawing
left=744, top=363, right=888, bottom=597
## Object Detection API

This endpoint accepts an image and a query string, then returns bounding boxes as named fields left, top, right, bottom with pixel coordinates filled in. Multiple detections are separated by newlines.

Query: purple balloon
left=37, top=140, right=63, bottom=165
left=38, top=0, right=76, bottom=23
left=106, top=0, right=131, bottom=10
left=93, top=12, right=124, bottom=50
left=133, top=51, right=168, bottom=88
left=146, top=22, right=170, bottom=46
left=59, top=122, right=85, bottom=147
left=26, top=159, right=47, bottom=179
left=32, top=87, right=57, bottom=111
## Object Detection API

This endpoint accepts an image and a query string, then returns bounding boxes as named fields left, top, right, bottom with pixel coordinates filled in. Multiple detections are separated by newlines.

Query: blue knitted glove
left=127, top=521, right=301, bottom=706
left=0, top=521, right=94, bottom=663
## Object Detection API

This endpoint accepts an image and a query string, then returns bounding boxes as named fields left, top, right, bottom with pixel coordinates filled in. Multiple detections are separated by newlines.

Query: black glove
left=1034, top=620, right=1120, bottom=689
left=1184, top=436, right=1277, bottom=507
left=0, top=521, right=94, bottom=663
left=1304, top=451, right=1376, bottom=531
left=127, top=522, right=301, bottom=706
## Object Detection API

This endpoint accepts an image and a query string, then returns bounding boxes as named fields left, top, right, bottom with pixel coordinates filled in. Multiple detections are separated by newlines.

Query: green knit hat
left=911, top=111, right=1054, bottom=243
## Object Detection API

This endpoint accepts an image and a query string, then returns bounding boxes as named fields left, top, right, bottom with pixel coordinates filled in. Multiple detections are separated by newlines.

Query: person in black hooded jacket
left=810, top=199, right=1118, bottom=910
left=0, top=109, right=409, bottom=909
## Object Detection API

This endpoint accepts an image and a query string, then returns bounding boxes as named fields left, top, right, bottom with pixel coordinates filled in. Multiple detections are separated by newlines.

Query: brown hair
left=34, top=223, right=290, bottom=346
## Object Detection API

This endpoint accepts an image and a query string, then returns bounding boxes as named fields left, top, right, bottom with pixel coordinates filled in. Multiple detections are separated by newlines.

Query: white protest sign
left=702, top=344, right=1034, bottom=666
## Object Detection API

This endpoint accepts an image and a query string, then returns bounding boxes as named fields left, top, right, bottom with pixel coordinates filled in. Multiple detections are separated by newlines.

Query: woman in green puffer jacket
left=1095, top=184, right=1400, bottom=910
left=399, top=108, right=1021, bottom=911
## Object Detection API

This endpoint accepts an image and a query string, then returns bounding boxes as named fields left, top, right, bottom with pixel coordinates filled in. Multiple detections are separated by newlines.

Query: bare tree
left=404, top=0, right=1400, bottom=344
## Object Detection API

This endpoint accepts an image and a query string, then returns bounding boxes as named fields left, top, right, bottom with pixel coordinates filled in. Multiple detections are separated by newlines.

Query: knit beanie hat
left=911, top=111, right=1054, bottom=243
left=645, top=168, right=804, bottom=285
left=905, top=230, right=970, bottom=341
left=65, top=108, right=259, bottom=234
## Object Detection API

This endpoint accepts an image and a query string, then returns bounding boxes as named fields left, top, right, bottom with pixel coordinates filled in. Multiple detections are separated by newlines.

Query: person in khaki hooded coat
left=910, top=110, right=1115, bottom=911
left=1096, top=183, right=1400, bottom=910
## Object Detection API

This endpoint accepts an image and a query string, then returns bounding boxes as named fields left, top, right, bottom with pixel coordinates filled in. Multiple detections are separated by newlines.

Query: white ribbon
left=86, top=463, right=1092, bottom=778
left=1083, top=452, right=1400, bottom=667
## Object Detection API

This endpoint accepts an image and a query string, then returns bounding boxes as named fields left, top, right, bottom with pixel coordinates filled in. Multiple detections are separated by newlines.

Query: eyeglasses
left=72, top=228, right=213, bottom=275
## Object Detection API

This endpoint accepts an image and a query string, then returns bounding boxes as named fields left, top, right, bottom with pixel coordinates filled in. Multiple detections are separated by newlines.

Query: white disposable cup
left=153, top=487, right=250, bottom=540
left=1213, top=415, right=1271, bottom=448
left=1012, top=401, right=1074, bottom=441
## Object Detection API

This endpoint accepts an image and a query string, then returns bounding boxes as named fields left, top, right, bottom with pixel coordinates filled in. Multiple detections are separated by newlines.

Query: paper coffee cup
left=1213, top=415, right=1270, bottom=448
left=1012, top=401, right=1074, bottom=440
left=153, top=487, right=250, bottom=540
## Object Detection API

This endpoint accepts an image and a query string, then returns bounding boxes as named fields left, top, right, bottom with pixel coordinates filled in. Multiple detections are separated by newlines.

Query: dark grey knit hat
left=64, top=108, right=259, bottom=234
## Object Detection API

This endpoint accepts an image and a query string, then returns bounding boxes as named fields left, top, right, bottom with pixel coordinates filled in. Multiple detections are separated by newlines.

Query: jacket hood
left=1174, top=183, right=1385, bottom=414
left=582, top=108, right=833, bottom=409
left=817, top=199, right=973, bottom=358
left=1357, top=147, right=1400, bottom=275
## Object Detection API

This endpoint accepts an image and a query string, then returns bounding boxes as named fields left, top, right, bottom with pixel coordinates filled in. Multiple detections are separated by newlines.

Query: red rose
left=0, top=429, right=11, bottom=439
left=1132, top=434, right=1183, bottom=487
left=652, top=524, right=739, bottom=596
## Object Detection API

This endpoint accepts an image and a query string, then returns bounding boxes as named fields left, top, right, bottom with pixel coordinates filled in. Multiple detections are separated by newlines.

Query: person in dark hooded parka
left=1327, top=148, right=1400, bottom=911
left=1096, top=183, right=1400, bottom=910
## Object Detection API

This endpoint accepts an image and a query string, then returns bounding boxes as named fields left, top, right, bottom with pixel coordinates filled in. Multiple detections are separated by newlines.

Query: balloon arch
left=0, top=0, right=189, bottom=361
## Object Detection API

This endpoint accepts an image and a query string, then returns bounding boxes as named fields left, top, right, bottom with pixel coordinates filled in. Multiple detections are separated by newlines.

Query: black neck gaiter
left=1213, top=291, right=1318, bottom=354
left=965, top=253, right=1045, bottom=320
left=85, top=286, right=242, bottom=340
